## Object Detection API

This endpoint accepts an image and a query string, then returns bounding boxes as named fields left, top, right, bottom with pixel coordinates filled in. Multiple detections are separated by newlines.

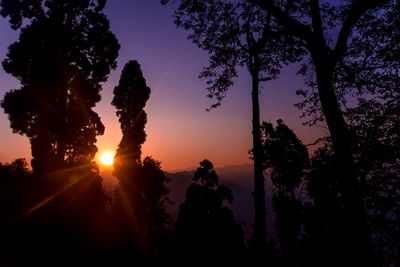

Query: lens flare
left=99, top=151, right=115, bottom=166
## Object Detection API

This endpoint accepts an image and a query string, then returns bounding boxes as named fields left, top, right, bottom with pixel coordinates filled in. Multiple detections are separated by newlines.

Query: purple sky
left=0, top=0, right=324, bottom=171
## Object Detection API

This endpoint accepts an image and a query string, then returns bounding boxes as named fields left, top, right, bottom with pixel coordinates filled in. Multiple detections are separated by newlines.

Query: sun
left=99, top=151, right=115, bottom=167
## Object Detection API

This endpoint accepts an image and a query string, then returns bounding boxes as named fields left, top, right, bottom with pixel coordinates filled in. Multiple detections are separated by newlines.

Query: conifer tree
left=112, top=60, right=171, bottom=264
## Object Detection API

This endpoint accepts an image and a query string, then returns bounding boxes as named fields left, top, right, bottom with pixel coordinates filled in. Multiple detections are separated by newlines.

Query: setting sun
left=99, top=151, right=115, bottom=166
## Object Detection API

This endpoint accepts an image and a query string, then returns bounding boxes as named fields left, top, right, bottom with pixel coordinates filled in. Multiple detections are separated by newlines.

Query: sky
left=0, top=0, right=324, bottom=171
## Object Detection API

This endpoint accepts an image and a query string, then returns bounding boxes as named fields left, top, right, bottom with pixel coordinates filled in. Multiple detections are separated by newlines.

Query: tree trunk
left=251, top=70, right=267, bottom=258
left=311, top=49, right=375, bottom=266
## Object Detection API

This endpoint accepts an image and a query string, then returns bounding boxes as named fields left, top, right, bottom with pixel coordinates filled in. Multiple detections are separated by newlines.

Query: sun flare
left=99, top=151, right=115, bottom=167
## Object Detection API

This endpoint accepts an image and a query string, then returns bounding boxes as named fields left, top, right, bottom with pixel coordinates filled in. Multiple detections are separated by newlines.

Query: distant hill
left=166, top=164, right=275, bottom=239
left=100, top=164, right=276, bottom=239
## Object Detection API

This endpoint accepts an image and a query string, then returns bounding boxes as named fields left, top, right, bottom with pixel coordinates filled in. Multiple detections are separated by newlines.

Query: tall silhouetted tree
left=161, top=1, right=300, bottom=257
left=112, top=60, right=150, bottom=167
left=0, top=1, right=119, bottom=265
left=175, top=159, right=246, bottom=266
left=112, top=60, right=171, bottom=265
left=1, top=0, right=120, bottom=174
left=252, top=0, right=400, bottom=265
left=260, top=120, right=309, bottom=266
left=112, top=59, right=151, bottom=239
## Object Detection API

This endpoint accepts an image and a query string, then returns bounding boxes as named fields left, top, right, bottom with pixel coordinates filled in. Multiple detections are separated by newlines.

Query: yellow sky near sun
left=98, top=151, right=115, bottom=167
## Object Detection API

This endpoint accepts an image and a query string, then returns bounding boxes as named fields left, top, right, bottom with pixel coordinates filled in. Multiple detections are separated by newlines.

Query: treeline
left=162, top=0, right=400, bottom=266
left=0, top=1, right=399, bottom=267
left=0, top=1, right=242, bottom=265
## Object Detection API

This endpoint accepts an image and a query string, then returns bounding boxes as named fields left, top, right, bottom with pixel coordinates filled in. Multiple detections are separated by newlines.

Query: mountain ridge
left=100, top=163, right=275, bottom=239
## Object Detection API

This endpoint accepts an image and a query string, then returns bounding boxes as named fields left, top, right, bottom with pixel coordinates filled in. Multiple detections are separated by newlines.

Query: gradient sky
left=0, top=0, right=324, bottom=171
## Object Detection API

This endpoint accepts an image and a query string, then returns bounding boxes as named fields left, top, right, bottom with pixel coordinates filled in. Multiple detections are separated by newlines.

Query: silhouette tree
left=302, top=109, right=400, bottom=267
left=0, top=159, right=30, bottom=226
left=0, top=2, right=119, bottom=265
left=1, top=0, right=120, bottom=174
left=175, top=159, right=246, bottom=266
left=299, top=96, right=400, bottom=267
left=140, top=156, right=172, bottom=264
left=112, top=60, right=171, bottom=265
left=0, top=158, right=114, bottom=266
left=252, top=0, right=400, bottom=265
left=261, top=120, right=309, bottom=196
left=260, top=120, right=309, bottom=266
left=300, top=143, right=344, bottom=267
left=161, top=1, right=301, bottom=256
left=0, top=159, right=32, bottom=265
left=112, top=60, right=150, bottom=167
left=347, top=98, right=400, bottom=266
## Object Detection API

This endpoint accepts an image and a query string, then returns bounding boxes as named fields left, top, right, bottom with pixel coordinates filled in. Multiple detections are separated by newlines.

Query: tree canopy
left=161, top=1, right=303, bottom=256
left=175, top=159, right=245, bottom=266
left=1, top=0, right=120, bottom=173
left=251, top=1, right=400, bottom=265
left=112, top=60, right=151, bottom=167
left=112, top=60, right=171, bottom=265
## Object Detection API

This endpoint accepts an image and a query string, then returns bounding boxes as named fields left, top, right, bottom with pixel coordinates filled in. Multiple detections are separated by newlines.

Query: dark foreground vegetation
left=0, top=0, right=399, bottom=266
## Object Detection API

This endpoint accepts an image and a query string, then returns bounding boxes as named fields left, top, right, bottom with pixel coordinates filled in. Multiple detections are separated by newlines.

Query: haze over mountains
left=101, top=163, right=275, bottom=239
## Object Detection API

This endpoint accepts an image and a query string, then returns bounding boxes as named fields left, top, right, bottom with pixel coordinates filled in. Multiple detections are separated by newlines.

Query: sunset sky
left=0, top=0, right=324, bottom=171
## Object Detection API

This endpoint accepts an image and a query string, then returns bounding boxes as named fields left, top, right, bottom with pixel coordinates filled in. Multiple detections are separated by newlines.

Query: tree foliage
left=251, top=1, right=400, bottom=265
left=175, top=159, right=245, bottom=266
left=162, top=0, right=299, bottom=108
left=300, top=144, right=345, bottom=267
left=161, top=1, right=302, bottom=255
left=260, top=120, right=308, bottom=266
left=1, top=0, right=120, bottom=173
left=112, top=60, right=171, bottom=265
left=112, top=60, right=151, bottom=166
left=0, top=159, right=30, bottom=225
left=0, top=2, right=119, bottom=265
left=261, top=119, right=309, bottom=193
left=348, top=98, right=400, bottom=266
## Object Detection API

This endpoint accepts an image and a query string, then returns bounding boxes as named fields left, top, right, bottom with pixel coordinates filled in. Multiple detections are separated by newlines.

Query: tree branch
left=310, top=0, right=325, bottom=44
left=256, top=12, right=272, bottom=50
left=259, top=77, right=272, bottom=82
left=333, top=0, right=387, bottom=64
left=234, top=11, right=249, bottom=52
left=252, top=0, right=312, bottom=42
